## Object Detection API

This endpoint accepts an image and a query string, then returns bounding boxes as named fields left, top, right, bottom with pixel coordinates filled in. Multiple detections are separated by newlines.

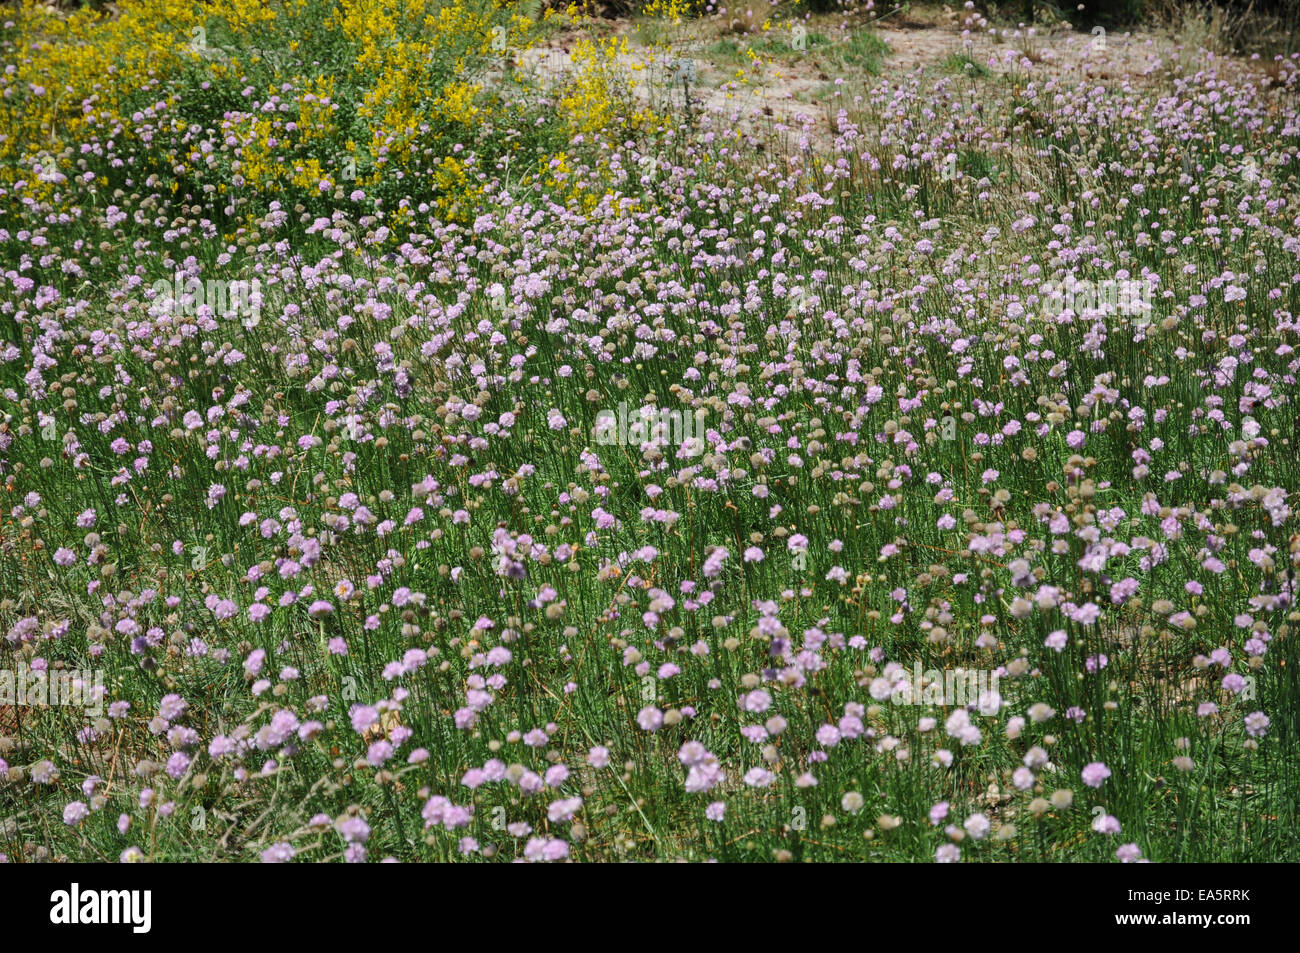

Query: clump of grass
left=941, top=51, right=991, bottom=76
left=838, top=27, right=888, bottom=71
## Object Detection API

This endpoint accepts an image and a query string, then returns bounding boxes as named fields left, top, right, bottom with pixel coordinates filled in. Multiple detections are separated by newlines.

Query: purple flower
left=1081, top=762, right=1111, bottom=788
left=261, top=843, right=296, bottom=863
left=158, top=694, right=187, bottom=721
left=349, top=704, right=379, bottom=735
left=1092, top=813, right=1121, bottom=835
left=636, top=706, right=663, bottom=732
left=307, top=600, right=334, bottom=619
left=336, top=816, right=370, bottom=844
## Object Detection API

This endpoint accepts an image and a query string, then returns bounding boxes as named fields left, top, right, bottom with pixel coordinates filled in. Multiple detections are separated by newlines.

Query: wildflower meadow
left=2, top=0, right=1299, bottom=874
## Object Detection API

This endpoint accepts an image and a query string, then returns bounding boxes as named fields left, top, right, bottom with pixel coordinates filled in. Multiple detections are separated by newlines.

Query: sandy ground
left=510, top=13, right=1277, bottom=147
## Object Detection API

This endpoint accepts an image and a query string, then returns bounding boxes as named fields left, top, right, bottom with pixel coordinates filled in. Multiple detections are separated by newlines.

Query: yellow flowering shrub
left=558, top=36, right=662, bottom=140
left=1, top=0, right=669, bottom=243
left=640, top=0, right=699, bottom=24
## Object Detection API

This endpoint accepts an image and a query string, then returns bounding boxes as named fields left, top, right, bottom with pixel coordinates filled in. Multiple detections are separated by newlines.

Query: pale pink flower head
left=1081, top=762, right=1111, bottom=788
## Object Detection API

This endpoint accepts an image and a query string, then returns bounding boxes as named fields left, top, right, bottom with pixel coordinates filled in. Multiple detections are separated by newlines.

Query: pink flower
left=1081, top=762, right=1111, bottom=788
left=636, top=706, right=664, bottom=731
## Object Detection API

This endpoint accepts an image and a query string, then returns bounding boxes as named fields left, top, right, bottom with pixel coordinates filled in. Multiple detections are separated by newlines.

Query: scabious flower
left=349, top=704, right=379, bottom=735
left=336, top=816, right=370, bottom=844
left=245, top=649, right=267, bottom=677
left=702, top=547, right=729, bottom=578
left=158, top=694, right=187, bottom=721
left=1116, top=843, right=1143, bottom=863
left=636, top=706, right=664, bottom=731
left=1244, top=711, right=1270, bottom=738
left=963, top=813, right=991, bottom=839
left=817, top=724, right=841, bottom=747
left=547, top=797, right=582, bottom=822
left=523, top=728, right=549, bottom=747
left=523, top=837, right=569, bottom=862
left=261, top=843, right=296, bottom=863
left=1081, top=762, right=1111, bottom=788
left=1092, top=813, right=1121, bottom=835
left=307, top=600, right=334, bottom=619
left=743, top=767, right=777, bottom=788
left=684, top=749, right=726, bottom=793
